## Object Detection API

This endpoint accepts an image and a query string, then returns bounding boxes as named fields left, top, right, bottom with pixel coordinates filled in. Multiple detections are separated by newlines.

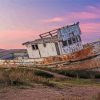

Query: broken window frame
left=35, top=44, right=38, bottom=49
left=32, top=45, right=35, bottom=50
left=69, top=31, right=74, bottom=37
left=32, top=44, right=39, bottom=50
left=68, top=38, right=72, bottom=45
left=76, top=35, right=81, bottom=42
left=43, top=43, right=46, bottom=47
left=72, top=37, right=76, bottom=43
left=62, top=40, right=68, bottom=47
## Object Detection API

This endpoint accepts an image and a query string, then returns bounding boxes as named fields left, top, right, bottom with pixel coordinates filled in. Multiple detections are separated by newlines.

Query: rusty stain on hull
left=42, top=46, right=94, bottom=65
left=56, top=56, right=100, bottom=71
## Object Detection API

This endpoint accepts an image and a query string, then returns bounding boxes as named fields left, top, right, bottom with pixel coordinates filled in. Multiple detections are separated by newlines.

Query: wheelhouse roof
left=22, top=22, right=79, bottom=45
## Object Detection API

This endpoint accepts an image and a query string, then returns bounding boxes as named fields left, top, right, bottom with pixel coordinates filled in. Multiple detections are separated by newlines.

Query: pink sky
left=0, top=0, right=100, bottom=49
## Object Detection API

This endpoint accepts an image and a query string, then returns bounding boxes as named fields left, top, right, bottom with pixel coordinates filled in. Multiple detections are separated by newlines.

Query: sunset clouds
left=42, top=17, right=64, bottom=23
left=43, top=11, right=100, bottom=23
left=0, top=0, right=100, bottom=49
left=43, top=5, right=100, bottom=23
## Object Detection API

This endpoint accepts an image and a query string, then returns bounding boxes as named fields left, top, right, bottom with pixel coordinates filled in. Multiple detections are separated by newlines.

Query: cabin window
left=32, top=44, right=38, bottom=50
left=62, top=40, right=68, bottom=46
left=76, top=35, right=81, bottom=42
left=69, top=32, right=74, bottom=37
left=32, top=45, right=35, bottom=50
left=78, top=35, right=81, bottom=42
left=72, top=37, right=76, bottom=43
left=43, top=43, right=46, bottom=47
left=76, top=36, right=79, bottom=42
left=35, top=45, right=38, bottom=49
left=68, top=39, right=72, bottom=45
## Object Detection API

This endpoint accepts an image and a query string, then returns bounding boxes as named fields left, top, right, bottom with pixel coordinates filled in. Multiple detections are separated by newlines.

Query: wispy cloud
left=42, top=11, right=100, bottom=24
left=67, top=11, right=100, bottom=21
left=80, top=22, right=100, bottom=34
left=87, top=5, right=100, bottom=13
left=42, top=17, right=64, bottom=23
left=80, top=22, right=100, bottom=43
left=42, top=5, right=100, bottom=24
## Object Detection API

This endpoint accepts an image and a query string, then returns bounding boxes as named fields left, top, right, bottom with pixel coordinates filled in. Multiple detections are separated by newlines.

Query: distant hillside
left=0, top=49, right=5, bottom=52
left=0, top=49, right=27, bottom=59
